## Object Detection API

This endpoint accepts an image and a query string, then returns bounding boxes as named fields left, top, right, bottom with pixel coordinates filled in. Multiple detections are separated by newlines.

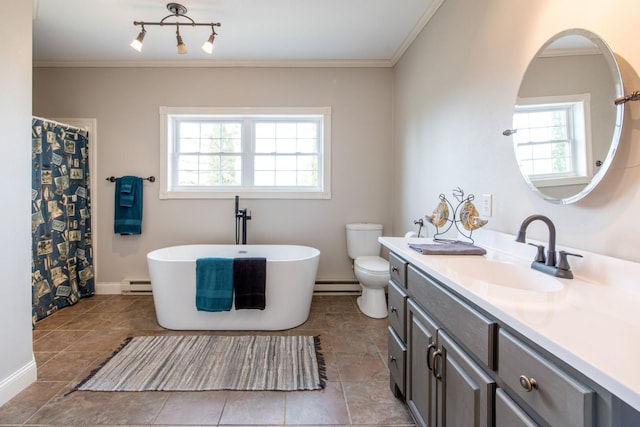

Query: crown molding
left=32, top=59, right=394, bottom=68
left=390, top=0, right=445, bottom=66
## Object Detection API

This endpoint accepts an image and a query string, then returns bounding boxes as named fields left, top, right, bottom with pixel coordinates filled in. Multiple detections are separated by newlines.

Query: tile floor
left=0, top=294, right=416, bottom=426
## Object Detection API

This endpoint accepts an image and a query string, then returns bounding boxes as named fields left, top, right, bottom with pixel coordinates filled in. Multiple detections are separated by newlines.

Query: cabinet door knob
left=519, top=375, right=538, bottom=392
left=390, top=306, right=397, bottom=313
left=389, top=355, right=397, bottom=363
left=391, top=266, right=399, bottom=273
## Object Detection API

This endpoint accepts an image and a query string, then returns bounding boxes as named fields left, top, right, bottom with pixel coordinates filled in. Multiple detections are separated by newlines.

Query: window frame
left=514, top=94, right=592, bottom=189
left=159, top=106, right=331, bottom=199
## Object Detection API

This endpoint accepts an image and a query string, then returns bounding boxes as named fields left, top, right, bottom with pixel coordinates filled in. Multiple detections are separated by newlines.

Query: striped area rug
left=77, top=335, right=326, bottom=392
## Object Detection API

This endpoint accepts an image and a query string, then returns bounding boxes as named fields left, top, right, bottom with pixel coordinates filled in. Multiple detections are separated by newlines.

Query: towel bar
left=106, top=176, right=155, bottom=182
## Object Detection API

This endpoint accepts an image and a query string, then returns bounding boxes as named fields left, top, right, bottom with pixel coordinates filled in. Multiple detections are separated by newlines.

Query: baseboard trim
left=95, top=282, right=122, bottom=295
left=0, top=358, right=37, bottom=407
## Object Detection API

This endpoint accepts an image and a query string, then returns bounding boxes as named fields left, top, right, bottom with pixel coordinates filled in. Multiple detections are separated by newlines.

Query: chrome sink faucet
left=515, top=214, right=581, bottom=279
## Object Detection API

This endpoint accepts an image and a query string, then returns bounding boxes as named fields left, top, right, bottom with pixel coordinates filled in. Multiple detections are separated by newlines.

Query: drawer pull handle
left=389, top=355, right=397, bottom=363
left=519, top=375, right=538, bottom=392
left=391, top=266, right=399, bottom=273
left=390, top=306, right=397, bottom=313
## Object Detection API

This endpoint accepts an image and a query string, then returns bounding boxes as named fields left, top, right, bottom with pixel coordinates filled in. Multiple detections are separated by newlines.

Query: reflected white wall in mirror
left=510, top=28, right=624, bottom=204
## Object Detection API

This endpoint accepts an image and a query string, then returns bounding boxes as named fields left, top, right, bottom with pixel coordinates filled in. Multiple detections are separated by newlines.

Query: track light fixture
left=131, top=3, right=221, bottom=55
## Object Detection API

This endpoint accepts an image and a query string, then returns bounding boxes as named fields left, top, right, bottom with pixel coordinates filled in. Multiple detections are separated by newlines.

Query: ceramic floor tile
left=335, top=352, right=388, bottom=383
left=153, top=391, right=227, bottom=424
left=33, top=351, right=57, bottom=366
left=285, top=382, right=350, bottom=425
left=36, top=351, right=106, bottom=381
left=325, top=313, right=371, bottom=334
left=32, top=329, right=91, bottom=352
left=25, top=390, right=168, bottom=425
left=343, top=381, right=414, bottom=425
left=58, top=311, right=120, bottom=330
left=219, top=391, right=285, bottom=425
left=329, top=332, right=379, bottom=354
left=0, top=381, right=67, bottom=425
left=33, top=311, right=82, bottom=331
left=64, top=329, right=133, bottom=352
left=2, top=295, right=415, bottom=426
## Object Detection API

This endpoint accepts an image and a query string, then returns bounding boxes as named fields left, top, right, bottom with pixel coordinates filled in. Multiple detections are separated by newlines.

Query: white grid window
left=513, top=94, right=592, bottom=188
left=160, top=107, right=331, bottom=199
left=513, top=106, right=574, bottom=177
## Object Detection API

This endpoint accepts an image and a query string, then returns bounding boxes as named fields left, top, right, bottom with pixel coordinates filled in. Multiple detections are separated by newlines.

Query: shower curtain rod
left=32, top=116, right=87, bottom=132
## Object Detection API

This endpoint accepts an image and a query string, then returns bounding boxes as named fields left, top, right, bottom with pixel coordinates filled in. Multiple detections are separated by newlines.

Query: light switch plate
left=481, top=194, right=492, bottom=217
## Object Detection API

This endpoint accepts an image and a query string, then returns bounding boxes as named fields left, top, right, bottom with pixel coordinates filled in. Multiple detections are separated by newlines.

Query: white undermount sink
left=442, top=257, right=564, bottom=293
left=432, top=256, right=568, bottom=312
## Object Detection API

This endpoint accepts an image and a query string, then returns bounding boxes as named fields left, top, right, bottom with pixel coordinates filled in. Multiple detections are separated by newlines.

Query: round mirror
left=510, top=28, right=624, bottom=204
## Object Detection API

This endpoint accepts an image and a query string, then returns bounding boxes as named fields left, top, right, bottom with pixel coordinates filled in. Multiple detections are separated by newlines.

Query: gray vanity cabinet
left=386, top=249, right=617, bottom=427
left=437, top=330, right=494, bottom=427
left=406, top=291, right=495, bottom=427
left=388, top=252, right=409, bottom=398
left=495, top=388, right=539, bottom=427
left=406, top=299, right=438, bottom=427
left=498, top=330, right=594, bottom=427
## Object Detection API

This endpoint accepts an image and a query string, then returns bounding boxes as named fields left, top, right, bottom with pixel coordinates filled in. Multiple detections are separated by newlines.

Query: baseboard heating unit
left=120, top=279, right=152, bottom=295
left=119, top=279, right=360, bottom=295
left=313, top=280, right=361, bottom=294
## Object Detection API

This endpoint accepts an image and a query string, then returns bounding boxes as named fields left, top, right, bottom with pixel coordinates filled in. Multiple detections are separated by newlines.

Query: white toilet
left=346, top=223, right=390, bottom=319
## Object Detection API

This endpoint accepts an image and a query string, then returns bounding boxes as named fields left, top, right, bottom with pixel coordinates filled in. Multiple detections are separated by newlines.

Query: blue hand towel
left=196, top=258, right=234, bottom=312
left=119, top=177, right=134, bottom=207
left=233, top=257, right=266, bottom=310
left=114, top=176, right=143, bottom=235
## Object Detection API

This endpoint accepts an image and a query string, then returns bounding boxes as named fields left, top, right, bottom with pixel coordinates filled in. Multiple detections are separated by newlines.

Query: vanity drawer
left=388, top=326, right=407, bottom=395
left=407, top=265, right=497, bottom=369
left=388, top=280, right=408, bottom=341
left=498, top=330, right=594, bottom=427
left=389, top=252, right=407, bottom=288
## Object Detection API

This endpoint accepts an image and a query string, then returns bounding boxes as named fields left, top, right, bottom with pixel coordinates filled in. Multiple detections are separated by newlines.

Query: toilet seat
left=355, top=256, right=389, bottom=274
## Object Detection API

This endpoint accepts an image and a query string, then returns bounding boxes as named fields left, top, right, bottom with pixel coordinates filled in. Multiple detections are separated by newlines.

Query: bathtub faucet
left=235, top=195, right=252, bottom=244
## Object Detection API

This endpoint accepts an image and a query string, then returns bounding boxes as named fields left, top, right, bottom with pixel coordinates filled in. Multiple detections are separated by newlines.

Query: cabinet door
left=437, top=330, right=495, bottom=427
left=407, top=299, right=438, bottom=427
left=495, top=388, right=539, bottom=427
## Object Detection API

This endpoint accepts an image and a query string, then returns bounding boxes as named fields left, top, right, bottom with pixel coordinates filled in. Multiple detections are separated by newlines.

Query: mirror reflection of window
left=514, top=94, right=592, bottom=188
left=510, top=28, right=623, bottom=204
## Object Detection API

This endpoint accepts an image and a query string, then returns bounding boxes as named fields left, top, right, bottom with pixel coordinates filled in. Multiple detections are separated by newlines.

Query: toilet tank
left=346, top=223, right=383, bottom=259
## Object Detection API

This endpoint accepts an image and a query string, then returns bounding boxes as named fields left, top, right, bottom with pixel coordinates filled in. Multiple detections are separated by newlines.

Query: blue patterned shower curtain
left=31, top=118, right=95, bottom=323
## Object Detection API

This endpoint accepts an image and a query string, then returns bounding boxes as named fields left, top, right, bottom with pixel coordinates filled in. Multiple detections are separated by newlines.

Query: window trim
left=159, top=106, right=331, bottom=200
left=514, top=94, right=592, bottom=188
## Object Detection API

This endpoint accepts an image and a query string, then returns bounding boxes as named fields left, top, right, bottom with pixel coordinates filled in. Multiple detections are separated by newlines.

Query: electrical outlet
left=481, top=194, right=492, bottom=217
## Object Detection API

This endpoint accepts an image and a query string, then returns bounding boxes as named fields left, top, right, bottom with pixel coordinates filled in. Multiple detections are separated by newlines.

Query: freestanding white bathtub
left=146, top=244, right=320, bottom=330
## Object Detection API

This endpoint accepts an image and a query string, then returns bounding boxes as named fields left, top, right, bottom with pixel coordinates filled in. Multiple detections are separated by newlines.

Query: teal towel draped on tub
left=114, top=176, right=143, bottom=235
left=196, top=258, right=234, bottom=312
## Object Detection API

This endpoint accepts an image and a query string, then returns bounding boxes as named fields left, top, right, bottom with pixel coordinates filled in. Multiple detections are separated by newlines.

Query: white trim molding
left=0, top=358, right=37, bottom=407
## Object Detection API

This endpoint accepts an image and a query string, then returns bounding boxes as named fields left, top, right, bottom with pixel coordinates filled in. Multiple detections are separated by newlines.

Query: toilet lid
left=355, top=256, right=389, bottom=274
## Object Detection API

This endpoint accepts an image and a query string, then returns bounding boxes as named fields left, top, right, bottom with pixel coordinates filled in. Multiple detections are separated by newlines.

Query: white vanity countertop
left=380, top=230, right=640, bottom=412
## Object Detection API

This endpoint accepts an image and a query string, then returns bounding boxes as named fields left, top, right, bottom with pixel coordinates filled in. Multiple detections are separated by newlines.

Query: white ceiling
left=32, top=0, right=443, bottom=67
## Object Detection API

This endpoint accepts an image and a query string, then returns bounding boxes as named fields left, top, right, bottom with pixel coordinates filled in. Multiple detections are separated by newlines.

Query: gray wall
left=393, top=0, right=640, bottom=263
left=33, top=67, right=394, bottom=284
